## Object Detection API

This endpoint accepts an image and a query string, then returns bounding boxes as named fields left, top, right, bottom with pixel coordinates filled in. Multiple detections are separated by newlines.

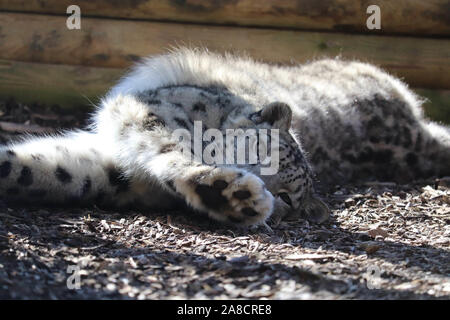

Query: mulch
left=0, top=99, right=449, bottom=299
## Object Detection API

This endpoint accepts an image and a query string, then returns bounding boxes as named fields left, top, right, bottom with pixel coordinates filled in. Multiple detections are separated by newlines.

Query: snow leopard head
left=248, top=102, right=329, bottom=223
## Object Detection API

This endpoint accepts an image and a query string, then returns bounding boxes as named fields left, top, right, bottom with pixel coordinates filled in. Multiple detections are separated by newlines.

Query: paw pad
left=212, top=180, right=228, bottom=190
left=228, top=216, right=244, bottom=223
left=241, top=207, right=258, bottom=216
left=233, top=190, right=251, bottom=200
left=195, top=184, right=228, bottom=210
left=189, top=169, right=274, bottom=226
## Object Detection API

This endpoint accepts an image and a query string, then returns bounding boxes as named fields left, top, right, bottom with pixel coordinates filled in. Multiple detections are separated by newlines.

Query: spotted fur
left=1, top=48, right=449, bottom=226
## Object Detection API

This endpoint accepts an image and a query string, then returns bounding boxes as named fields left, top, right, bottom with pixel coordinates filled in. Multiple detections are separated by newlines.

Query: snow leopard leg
left=357, top=96, right=450, bottom=181
left=99, top=95, right=274, bottom=226
left=306, top=94, right=450, bottom=184
left=0, top=131, right=130, bottom=206
left=156, top=156, right=274, bottom=226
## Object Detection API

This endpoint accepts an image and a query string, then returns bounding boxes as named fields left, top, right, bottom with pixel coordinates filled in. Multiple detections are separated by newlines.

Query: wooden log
left=0, top=13, right=448, bottom=89
left=0, top=60, right=121, bottom=108
left=0, top=0, right=449, bottom=36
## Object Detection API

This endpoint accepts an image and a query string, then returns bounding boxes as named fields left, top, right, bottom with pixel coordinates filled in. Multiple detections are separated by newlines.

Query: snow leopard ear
left=250, top=102, right=292, bottom=131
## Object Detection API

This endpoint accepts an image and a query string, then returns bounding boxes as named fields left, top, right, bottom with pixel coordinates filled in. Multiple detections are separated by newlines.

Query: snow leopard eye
left=278, top=192, right=292, bottom=206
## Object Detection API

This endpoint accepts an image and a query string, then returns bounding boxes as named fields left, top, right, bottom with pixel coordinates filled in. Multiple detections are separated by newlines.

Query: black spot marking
left=219, top=115, right=227, bottom=125
left=28, top=189, right=47, bottom=197
left=95, top=191, right=106, bottom=203
left=228, top=216, right=244, bottom=223
left=81, top=177, right=92, bottom=197
left=0, top=161, right=12, bottom=178
left=293, top=183, right=304, bottom=193
left=241, top=207, right=258, bottom=217
left=174, top=118, right=189, bottom=129
left=193, top=102, right=206, bottom=112
left=342, top=153, right=357, bottom=164
left=401, top=127, right=412, bottom=148
left=212, top=180, right=228, bottom=190
left=55, top=166, right=72, bottom=184
left=120, top=121, right=132, bottom=136
left=415, top=132, right=423, bottom=152
left=160, top=143, right=176, bottom=153
left=17, top=166, right=33, bottom=186
left=143, top=113, right=165, bottom=130
left=357, top=147, right=374, bottom=163
left=367, top=116, right=383, bottom=130
left=405, top=152, right=418, bottom=166
left=217, top=97, right=231, bottom=108
left=311, top=147, right=330, bottom=163
left=31, top=154, right=44, bottom=161
left=147, top=99, right=161, bottom=105
left=6, top=150, right=16, bottom=157
left=108, top=167, right=129, bottom=193
left=137, top=143, right=147, bottom=152
left=107, top=168, right=121, bottom=184
left=6, top=188, right=19, bottom=195
left=195, top=184, right=227, bottom=210
left=393, top=132, right=402, bottom=146
left=372, top=149, right=393, bottom=164
left=165, top=180, right=177, bottom=193
left=233, top=190, right=251, bottom=200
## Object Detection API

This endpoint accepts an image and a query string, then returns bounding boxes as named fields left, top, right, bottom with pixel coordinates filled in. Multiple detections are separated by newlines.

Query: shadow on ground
left=1, top=181, right=448, bottom=299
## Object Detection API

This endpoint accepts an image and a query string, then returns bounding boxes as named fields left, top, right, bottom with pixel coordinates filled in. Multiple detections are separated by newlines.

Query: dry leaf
left=368, top=227, right=389, bottom=238
left=364, top=244, right=381, bottom=254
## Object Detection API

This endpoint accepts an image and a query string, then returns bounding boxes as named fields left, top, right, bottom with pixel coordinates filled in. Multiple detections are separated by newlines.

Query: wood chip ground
left=0, top=100, right=448, bottom=299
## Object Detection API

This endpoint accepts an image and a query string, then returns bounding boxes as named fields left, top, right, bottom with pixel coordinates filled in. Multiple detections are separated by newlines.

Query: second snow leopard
left=1, top=49, right=449, bottom=226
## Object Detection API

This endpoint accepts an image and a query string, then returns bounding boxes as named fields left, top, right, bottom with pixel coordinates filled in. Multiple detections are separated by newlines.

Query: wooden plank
left=416, top=89, right=450, bottom=124
left=0, top=13, right=448, bottom=90
left=0, top=60, right=121, bottom=108
left=0, top=0, right=449, bottom=36
left=1, top=60, right=449, bottom=125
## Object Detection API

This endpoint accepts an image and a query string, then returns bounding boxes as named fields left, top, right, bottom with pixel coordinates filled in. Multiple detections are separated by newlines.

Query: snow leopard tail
left=0, top=131, right=130, bottom=207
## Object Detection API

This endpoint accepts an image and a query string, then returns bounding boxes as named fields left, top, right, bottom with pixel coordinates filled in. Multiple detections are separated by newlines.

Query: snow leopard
left=1, top=48, right=449, bottom=226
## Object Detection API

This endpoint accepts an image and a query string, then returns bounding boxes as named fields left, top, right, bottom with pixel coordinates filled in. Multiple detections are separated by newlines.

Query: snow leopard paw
left=177, top=167, right=274, bottom=226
